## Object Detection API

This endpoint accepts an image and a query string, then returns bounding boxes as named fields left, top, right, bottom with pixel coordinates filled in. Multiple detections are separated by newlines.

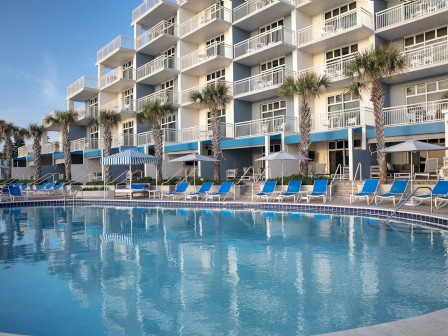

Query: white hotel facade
left=16, top=0, right=448, bottom=181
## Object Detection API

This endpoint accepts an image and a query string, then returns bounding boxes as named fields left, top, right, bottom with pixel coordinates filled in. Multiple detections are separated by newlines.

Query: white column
left=348, top=128, right=354, bottom=181
left=264, top=135, right=270, bottom=179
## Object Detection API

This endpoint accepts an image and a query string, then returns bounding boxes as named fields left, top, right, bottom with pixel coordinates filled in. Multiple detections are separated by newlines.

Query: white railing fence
left=181, top=42, right=232, bottom=70
left=234, top=115, right=297, bottom=138
left=384, top=99, right=448, bottom=126
left=137, top=55, right=178, bottom=80
left=136, top=21, right=177, bottom=49
left=234, top=68, right=294, bottom=96
left=67, top=76, right=98, bottom=97
left=181, top=4, right=231, bottom=36
left=97, top=35, right=135, bottom=62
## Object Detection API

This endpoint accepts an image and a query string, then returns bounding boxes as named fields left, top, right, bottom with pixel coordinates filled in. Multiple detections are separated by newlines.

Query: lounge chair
left=375, top=180, right=409, bottom=205
left=24, top=182, right=49, bottom=194
left=253, top=181, right=277, bottom=201
left=186, top=182, right=213, bottom=200
left=161, top=182, right=190, bottom=200
left=275, top=180, right=303, bottom=202
left=47, top=182, right=66, bottom=195
left=306, top=180, right=328, bottom=203
left=434, top=195, right=448, bottom=209
left=34, top=182, right=56, bottom=194
left=412, top=180, right=448, bottom=206
left=8, top=185, right=27, bottom=201
left=349, top=179, right=380, bottom=204
left=114, top=184, right=149, bottom=198
left=205, top=182, right=234, bottom=201
left=415, top=158, right=438, bottom=179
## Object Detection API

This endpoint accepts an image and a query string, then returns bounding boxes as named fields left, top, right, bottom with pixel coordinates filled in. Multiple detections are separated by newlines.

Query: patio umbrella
left=100, top=149, right=160, bottom=199
left=256, top=151, right=311, bottom=186
left=169, top=153, right=217, bottom=185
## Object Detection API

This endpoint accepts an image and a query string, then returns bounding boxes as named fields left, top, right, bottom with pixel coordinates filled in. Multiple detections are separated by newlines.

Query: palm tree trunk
left=33, top=139, right=42, bottom=180
left=4, top=135, right=13, bottom=180
left=298, top=102, right=311, bottom=176
left=153, top=123, right=163, bottom=182
left=371, top=80, right=387, bottom=184
left=211, top=109, right=221, bottom=181
left=62, top=126, right=72, bottom=181
left=103, top=126, right=112, bottom=183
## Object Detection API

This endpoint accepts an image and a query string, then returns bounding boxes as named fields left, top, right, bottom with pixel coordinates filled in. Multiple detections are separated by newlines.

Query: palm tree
left=189, top=83, right=231, bottom=180
left=88, top=110, right=121, bottom=183
left=346, top=44, right=406, bottom=183
left=279, top=72, right=330, bottom=176
left=43, top=111, right=77, bottom=180
left=0, top=122, right=17, bottom=179
left=136, top=100, right=174, bottom=181
left=26, top=124, right=46, bottom=180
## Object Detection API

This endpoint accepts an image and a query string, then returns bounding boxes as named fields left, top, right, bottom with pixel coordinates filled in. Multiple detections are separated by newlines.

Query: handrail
left=180, top=167, right=196, bottom=184
left=329, top=164, right=342, bottom=201
left=351, top=162, right=362, bottom=195
left=102, top=170, right=129, bottom=199
left=132, top=170, right=143, bottom=180
left=250, top=167, right=268, bottom=200
left=237, top=166, right=254, bottom=185
left=71, top=171, right=92, bottom=183
left=386, top=186, right=433, bottom=223
left=162, top=168, right=184, bottom=186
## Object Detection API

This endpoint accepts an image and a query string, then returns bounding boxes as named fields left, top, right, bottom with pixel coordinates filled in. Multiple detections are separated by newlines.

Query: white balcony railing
left=234, top=26, right=295, bottom=58
left=298, top=8, right=373, bottom=45
left=137, top=90, right=178, bottom=110
left=384, top=99, right=447, bottom=126
left=18, top=145, right=33, bottom=158
left=132, top=0, right=178, bottom=22
left=86, top=139, right=102, bottom=151
left=297, top=56, right=355, bottom=82
left=234, top=0, right=295, bottom=22
left=41, top=142, right=59, bottom=155
left=180, top=80, right=233, bottom=105
left=67, top=76, right=98, bottom=97
left=101, top=99, right=136, bottom=113
left=97, top=36, right=135, bottom=63
left=181, top=123, right=233, bottom=142
left=405, top=41, right=448, bottom=70
left=112, top=133, right=137, bottom=147
left=234, top=68, right=294, bottom=96
left=181, top=42, right=232, bottom=70
left=181, top=5, right=231, bottom=36
left=311, top=107, right=373, bottom=132
left=137, top=128, right=178, bottom=145
left=136, top=21, right=177, bottom=49
left=235, top=115, right=297, bottom=138
left=137, top=56, right=178, bottom=80
left=99, top=67, right=135, bottom=89
left=376, top=0, right=448, bottom=30
left=71, top=138, right=86, bottom=152
left=75, top=105, right=99, bottom=120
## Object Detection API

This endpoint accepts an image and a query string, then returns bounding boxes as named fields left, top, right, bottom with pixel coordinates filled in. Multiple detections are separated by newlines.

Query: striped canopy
left=100, top=149, right=160, bottom=166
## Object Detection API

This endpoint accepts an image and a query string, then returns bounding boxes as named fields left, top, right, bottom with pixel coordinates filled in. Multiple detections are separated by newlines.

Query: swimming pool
left=1, top=206, right=447, bottom=335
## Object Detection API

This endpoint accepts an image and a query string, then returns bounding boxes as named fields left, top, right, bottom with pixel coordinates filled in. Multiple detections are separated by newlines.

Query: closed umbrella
left=169, top=153, right=217, bottom=185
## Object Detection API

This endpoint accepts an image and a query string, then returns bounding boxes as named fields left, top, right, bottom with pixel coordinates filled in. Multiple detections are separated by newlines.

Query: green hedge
left=267, top=174, right=331, bottom=185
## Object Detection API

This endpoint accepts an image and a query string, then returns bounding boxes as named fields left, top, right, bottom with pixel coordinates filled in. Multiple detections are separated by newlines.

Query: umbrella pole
left=281, top=160, right=284, bottom=188
left=130, top=163, right=133, bottom=200
left=194, top=161, right=196, bottom=186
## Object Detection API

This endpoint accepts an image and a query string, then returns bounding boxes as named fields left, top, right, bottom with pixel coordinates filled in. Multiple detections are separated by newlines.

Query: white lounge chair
left=415, top=158, right=438, bottom=179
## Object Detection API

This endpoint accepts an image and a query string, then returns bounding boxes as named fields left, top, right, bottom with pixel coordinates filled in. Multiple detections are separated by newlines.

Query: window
left=89, top=97, right=98, bottom=118
left=261, top=100, right=286, bottom=119
left=406, top=79, right=448, bottom=104
left=122, top=60, right=133, bottom=79
left=259, top=19, right=283, bottom=34
left=207, top=109, right=226, bottom=124
left=123, top=88, right=133, bottom=108
left=206, top=69, right=225, bottom=82
left=404, top=26, right=447, bottom=50
left=326, top=44, right=358, bottom=63
left=206, top=34, right=225, bottom=56
left=324, top=2, right=356, bottom=20
left=89, top=126, right=99, bottom=150
left=123, top=121, right=134, bottom=146
left=260, top=57, right=285, bottom=73
left=206, top=34, right=224, bottom=47
left=327, top=93, right=359, bottom=112
left=161, top=114, right=176, bottom=129
left=160, top=79, right=174, bottom=91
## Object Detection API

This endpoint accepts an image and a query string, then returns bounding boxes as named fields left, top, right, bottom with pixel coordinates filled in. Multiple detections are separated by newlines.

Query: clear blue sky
left=0, top=0, right=142, bottom=128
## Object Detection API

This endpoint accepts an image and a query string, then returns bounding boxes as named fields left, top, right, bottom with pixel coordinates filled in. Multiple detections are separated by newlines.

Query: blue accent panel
left=366, top=122, right=444, bottom=139
left=53, top=152, right=64, bottom=160
left=202, top=139, right=212, bottom=145
left=72, top=151, right=83, bottom=155
left=285, top=129, right=348, bottom=144
left=270, top=134, right=282, bottom=140
left=15, top=157, right=28, bottom=161
left=84, top=150, right=101, bottom=158
left=41, top=153, right=52, bottom=157
left=135, top=146, right=145, bottom=153
left=165, top=142, right=198, bottom=153
left=221, top=136, right=265, bottom=149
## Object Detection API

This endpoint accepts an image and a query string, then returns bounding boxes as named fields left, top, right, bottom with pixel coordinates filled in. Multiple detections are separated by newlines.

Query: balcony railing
left=137, top=90, right=178, bottom=110
left=18, top=145, right=32, bottom=158
left=376, top=0, right=448, bottom=30
left=384, top=99, right=447, bottom=126
left=311, top=107, right=373, bottom=132
left=101, top=99, right=136, bottom=113
left=235, top=115, right=297, bottom=138
left=42, top=142, right=59, bottom=155
left=137, top=56, right=178, bottom=80
left=136, top=21, right=177, bottom=49
left=234, top=0, right=295, bottom=22
left=405, top=41, right=448, bottom=70
left=75, top=105, right=99, bottom=120
left=99, top=67, right=135, bottom=89
left=181, top=123, right=233, bottom=142
left=137, top=128, right=178, bottom=145
left=297, top=56, right=355, bottom=81
left=112, top=133, right=137, bottom=147
left=71, top=138, right=86, bottom=152
left=86, top=139, right=102, bottom=151
left=132, top=0, right=178, bottom=22
left=67, top=76, right=98, bottom=97
left=234, top=26, right=295, bottom=58
left=181, top=42, right=232, bottom=70
left=181, top=5, right=231, bottom=36
left=297, top=8, right=373, bottom=45
left=97, top=36, right=135, bottom=63
left=180, top=80, right=233, bottom=105
left=234, top=68, right=294, bottom=96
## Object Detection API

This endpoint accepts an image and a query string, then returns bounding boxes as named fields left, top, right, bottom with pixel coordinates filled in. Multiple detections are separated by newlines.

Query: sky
left=0, top=0, right=142, bottom=128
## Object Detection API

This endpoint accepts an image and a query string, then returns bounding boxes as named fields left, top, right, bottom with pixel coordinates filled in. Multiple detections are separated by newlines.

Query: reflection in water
left=0, top=207, right=448, bottom=335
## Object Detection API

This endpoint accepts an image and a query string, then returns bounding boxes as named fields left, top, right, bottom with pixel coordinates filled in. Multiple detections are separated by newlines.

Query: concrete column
left=264, top=135, right=270, bottom=179
left=197, top=141, right=202, bottom=177
left=348, top=128, right=354, bottom=181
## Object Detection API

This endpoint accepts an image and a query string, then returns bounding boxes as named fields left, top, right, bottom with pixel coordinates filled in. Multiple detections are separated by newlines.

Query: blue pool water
left=0, top=206, right=448, bottom=335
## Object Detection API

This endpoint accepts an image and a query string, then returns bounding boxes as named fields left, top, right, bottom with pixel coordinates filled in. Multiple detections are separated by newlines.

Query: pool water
left=1, top=206, right=448, bottom=336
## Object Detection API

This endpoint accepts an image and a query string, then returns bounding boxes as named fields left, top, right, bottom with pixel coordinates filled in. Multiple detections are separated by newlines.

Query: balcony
left=233, top=0, right=296, bottom=31
left=234, top=68, right=294, bottom=102
left=137, top=128, right=178, bottom=145
left=180, top=0, right=220, bottom=12
left=71, top=138, right=87, bottom=152
left=112, top=133, right=137, bottom=148
left=136, top=21, right=178, bottom=55
left=66, top=76, right=99, bottom=101
left=180, top=5, right=232, bottom=43
left=234, top=27, right=295, bottom=66
left=18, top=145, right=32, bottom=158
left=376, top=0, right=448, bottom=41
left=180, top=80, right=233, bottom=106
left=181, top=123, right=234, bottom=143
left=132, top=0, right=179, bottom=27
left=384, top=100, right=447, bottom=127
left=75, top=105, right=99, bottom=125
left=100, top=99, right=136, bottom=118
left=311, top=107, right=374, bottom=132
left=86, top=139, right=102, bottom=151
left=96, top=36, right=135, bottom=68
left=297, top=8, right=374, bottom=54
left=296, top=0, right=351, bottom=16
left=137, top=89, right=179, bottom=110
left=99, top=67, right=135, bottom=93
left=41, top=142, right=59, bottom=155
left=136, top=55, right=179, bottom=85
left=235, top=115, right=297, bottom=138
left=181, top=42, right=232, bottom=75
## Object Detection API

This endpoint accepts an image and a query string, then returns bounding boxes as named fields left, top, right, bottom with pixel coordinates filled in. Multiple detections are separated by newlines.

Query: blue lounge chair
left=35, top=182, right=56, bottom=194
left=114, top=184, right=149, bottom=198
left=275, top=180, right=303, bottom=202
left=375, top=180, right=409, bottom=205
left=186, top=182, right=213, bottom=200
left=8, top=185, right=27, bottom=201
left=253, top=181, right=277, bottom=201
left=47, top=182, right=66, bottom=195
left=25, top=182, right=49, bottom=194
left=306, top=180, right=328, bottom=203
left=205, top=182, right=234, bottom=201
left=413, top=180, right=448, bottom=206
left=349, top=179, right=380, bottom=204
left=161, top=182, right=190, bottom=200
